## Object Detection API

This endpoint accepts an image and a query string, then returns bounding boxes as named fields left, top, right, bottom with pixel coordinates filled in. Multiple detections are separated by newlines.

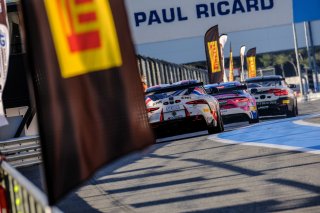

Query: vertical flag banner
left=246, top=48, right=257, bottom=78
left=0, top=0, right=9, bottom=127
left=20, top=0, right=154, bottom=204
left=219, top=34, right=228, bottom=82
left=204, top=25, right=223, bottom=84
left=229, top=44, right=234, bottom=82
left=293, top=0, right=320, bottom=23
left=240, top=45, right=246, bottom=82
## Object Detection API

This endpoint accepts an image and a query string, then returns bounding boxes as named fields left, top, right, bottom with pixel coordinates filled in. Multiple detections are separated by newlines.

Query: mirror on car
left=288, top=84, right=296, bottom=89
left=250, top=88, right=258, bottom=94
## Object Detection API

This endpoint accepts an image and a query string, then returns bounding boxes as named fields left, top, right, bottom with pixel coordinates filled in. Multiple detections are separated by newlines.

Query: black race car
left=245, top=75, right=298, bottom=117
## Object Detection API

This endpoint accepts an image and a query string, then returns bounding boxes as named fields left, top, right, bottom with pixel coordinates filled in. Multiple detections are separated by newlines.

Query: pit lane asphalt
left=20, top=99, right=320, bottom=212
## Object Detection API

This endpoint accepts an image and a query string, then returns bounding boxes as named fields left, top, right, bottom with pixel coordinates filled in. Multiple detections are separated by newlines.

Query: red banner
left=20, top=0, right=154, bottom=204
left=204, top=25, right=223, bottom=84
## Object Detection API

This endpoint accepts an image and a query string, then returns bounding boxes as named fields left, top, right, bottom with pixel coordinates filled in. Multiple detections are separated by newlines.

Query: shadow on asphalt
left=131, top=189, right=245, bottom=208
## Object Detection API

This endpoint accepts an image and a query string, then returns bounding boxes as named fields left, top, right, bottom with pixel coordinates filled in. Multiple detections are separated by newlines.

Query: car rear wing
left=206, top=84, right=247, bottom=94
left=245, top=77, right=285, bottom=83
left=145, top=82, right=203, bottom=95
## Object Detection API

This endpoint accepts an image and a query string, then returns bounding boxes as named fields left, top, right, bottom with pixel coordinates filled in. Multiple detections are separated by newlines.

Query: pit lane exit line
left=209, top=114, right=320, bottom=154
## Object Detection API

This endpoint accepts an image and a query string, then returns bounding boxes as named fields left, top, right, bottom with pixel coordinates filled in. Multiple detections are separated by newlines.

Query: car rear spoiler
left=145, top=82, right=203, bottom=95
left=245, top=77, right=285, bottom=83
left=206, top=84, right=247, bottom=94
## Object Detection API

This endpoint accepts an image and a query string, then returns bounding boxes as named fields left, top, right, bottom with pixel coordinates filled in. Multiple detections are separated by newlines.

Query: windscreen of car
left=246, top=80, right=282, bottom=88
left=211, top=89, right=246, bottom=96
left=146, top=87, right=205, bottom=101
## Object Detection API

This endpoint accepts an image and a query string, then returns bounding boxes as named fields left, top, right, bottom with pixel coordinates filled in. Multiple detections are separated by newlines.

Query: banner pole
left=292, top=22, right=306, bottom=100
left=307, top=21, right=319, bottom=92
left=304, top=22, right=312, bottom=72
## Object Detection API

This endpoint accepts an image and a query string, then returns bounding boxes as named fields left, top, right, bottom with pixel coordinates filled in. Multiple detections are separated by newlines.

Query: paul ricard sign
left=125, top=0, right=293, bottom=45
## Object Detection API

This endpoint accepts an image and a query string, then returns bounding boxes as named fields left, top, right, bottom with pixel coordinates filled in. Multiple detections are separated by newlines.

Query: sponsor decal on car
left=250, top=106, right=257, bottom=111
left=258, top=106, right=269, bottom=109
left=220, top=109, right=228, bottom=115
left=203, top=108, right=210, bottom=113
left=166, top=105, right=181, bottom=112
left=219, top=101, right=228, bottom=105
left=257, top=101, right=277, bottom=106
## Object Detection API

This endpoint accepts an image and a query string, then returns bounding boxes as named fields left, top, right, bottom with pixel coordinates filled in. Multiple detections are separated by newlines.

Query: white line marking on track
left=208, top=134, right=320, bottom=155
left=293, top=120, right=320, bottom=128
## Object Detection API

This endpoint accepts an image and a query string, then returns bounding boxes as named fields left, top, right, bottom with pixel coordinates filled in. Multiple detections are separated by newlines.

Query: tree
left=274, top=54, right=291, bottom=77
left=258, top=53, right=274, bottom=68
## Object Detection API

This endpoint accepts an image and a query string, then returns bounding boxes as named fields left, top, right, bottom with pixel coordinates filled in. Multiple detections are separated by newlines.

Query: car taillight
left=268, top=89, right=288, bottom=96
left=186, top=99, right=208, bottom=105
left=175, top=100, right=181, bottom=103
left=147, top=107, right=159, bottom=113
left=233, top=98, right=248, bottom=107
left=233, top=98, right=249, bottom=102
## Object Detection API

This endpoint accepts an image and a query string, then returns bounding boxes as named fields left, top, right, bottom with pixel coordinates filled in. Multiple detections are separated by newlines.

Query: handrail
left=0, top=135, right=42, bottom=168
left=1, top=161, right=48, bottom=206
left=0, top=160, right=62, bottom=213
left=0, top=135, right=40, bottom=146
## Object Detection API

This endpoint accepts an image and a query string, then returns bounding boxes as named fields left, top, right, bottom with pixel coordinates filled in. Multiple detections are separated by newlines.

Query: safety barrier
left=0, top=160, right=61, bottom=213
left=0, top=136, right=42, bottom=168
left=137, top=55, right=209, bottom=86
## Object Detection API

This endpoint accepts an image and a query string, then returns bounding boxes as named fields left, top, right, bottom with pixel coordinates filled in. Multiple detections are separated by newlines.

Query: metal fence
left=0, top=136, right=42, bottom=168
left=137, top=55, right=209, bottom=87
left=0, top=161, right=61, bottom=213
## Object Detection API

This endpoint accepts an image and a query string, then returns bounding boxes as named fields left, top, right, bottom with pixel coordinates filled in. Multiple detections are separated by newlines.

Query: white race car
left=245, top=75, right=298, bottom=117
left=145, top=80, right=224, bottom=138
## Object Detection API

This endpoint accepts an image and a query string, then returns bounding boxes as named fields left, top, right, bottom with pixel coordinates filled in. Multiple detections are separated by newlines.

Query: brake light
left=186, top=99, right=208, bottom=105
left=175, top=100, right=181, bottom=103
left=268, top=89, right=288, bottom=96
left=233, top=98, right=249, bottom=102
left=147, top=107, right=159, bottom=113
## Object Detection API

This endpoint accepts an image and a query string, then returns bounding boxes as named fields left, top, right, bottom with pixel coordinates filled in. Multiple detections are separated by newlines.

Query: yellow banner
left=247, top=56, right=256, bottom=78
left=44, top=0, right=122, bottom=78
left=229, top=51, right=234, bottom=81
left=207, top=41, right=221, bottom=73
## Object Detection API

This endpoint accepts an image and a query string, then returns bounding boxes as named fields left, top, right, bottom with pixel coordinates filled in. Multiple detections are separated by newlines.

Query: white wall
left=136, top=21, right=320, bottom=64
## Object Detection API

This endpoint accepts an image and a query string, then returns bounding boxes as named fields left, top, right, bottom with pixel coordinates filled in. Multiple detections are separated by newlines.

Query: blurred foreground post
left=20, top=0, right=154, bottom=204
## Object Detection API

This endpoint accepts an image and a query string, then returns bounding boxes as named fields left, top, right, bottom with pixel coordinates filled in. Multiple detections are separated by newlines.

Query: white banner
left=125, top=0, right=293, bottom=45
left=0, top=10, right=10, bottom=127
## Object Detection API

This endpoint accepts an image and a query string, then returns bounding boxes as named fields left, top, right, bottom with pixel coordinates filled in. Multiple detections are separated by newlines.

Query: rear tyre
left=286, top=102, right=297, bottom=117
left=208, top=111, right=224, bottom=134
left=249, top=112, right=259, bottom=124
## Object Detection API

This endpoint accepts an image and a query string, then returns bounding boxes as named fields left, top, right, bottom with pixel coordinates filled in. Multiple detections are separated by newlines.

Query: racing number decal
left=44, top=0, right=122, bottom=78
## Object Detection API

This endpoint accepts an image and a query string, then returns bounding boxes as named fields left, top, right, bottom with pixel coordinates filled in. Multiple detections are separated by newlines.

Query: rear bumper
left=257, top=105, right=288, bottom=116
left=150, top=115, right=208, bottom=136
left=222, top=113, right=251, bottom=124
left=256, top=97, right=293, bottom=116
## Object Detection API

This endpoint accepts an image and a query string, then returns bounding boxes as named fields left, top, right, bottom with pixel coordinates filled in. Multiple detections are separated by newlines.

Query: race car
left=205, top=81, right=259, bottom=124
left=245, top=75, right=298, bottom=117
left=145, top=80, right=224, bottom=138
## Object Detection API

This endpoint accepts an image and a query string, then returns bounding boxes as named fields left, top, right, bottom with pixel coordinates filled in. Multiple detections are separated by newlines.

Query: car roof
left=245, top=75, right=284, bottom=82
left=145, top=80, right=202, bottom=94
